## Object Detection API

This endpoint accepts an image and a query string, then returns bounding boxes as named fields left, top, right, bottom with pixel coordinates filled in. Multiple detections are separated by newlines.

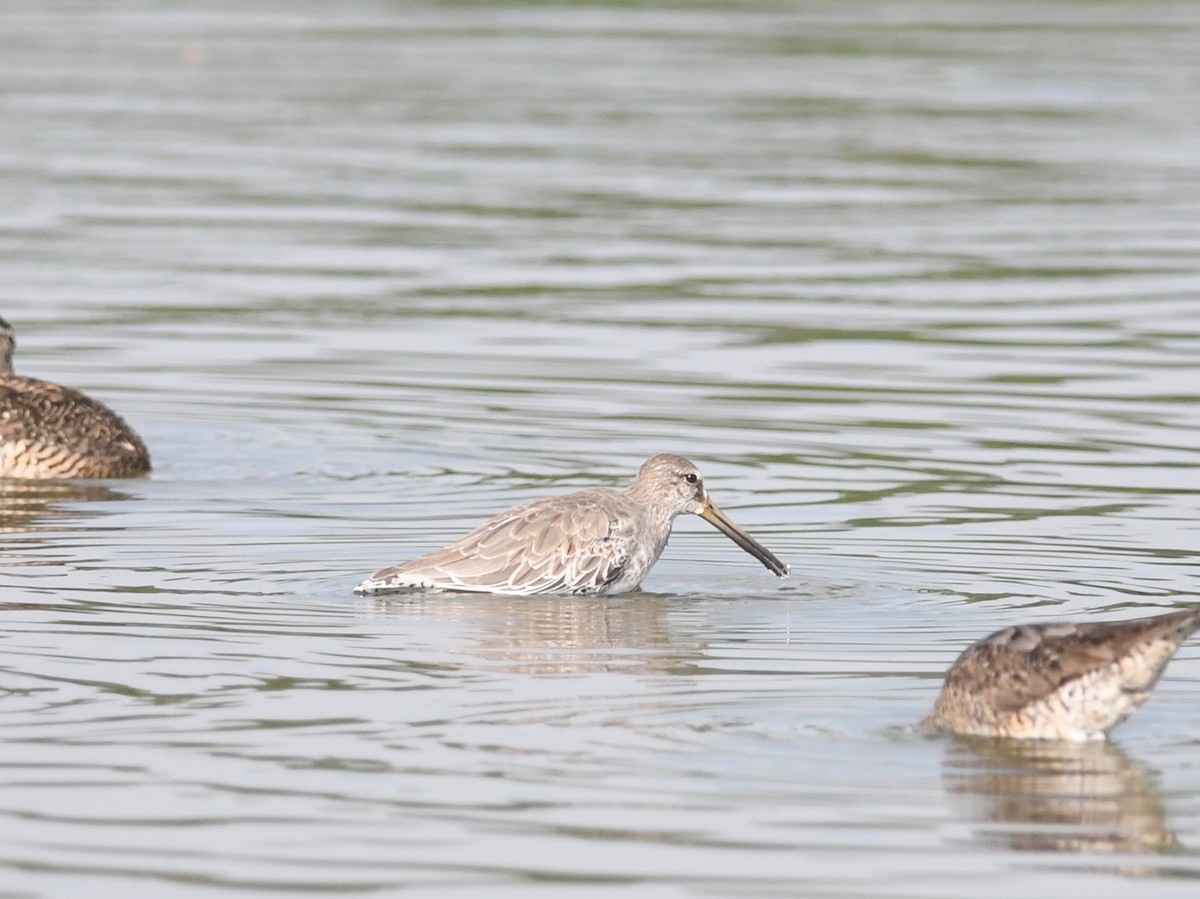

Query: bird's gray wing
left=359, top=489, right=633, bottom=595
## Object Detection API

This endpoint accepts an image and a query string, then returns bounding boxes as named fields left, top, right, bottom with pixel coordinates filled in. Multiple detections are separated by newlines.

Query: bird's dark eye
left=683, top=472, right=699, bottom=485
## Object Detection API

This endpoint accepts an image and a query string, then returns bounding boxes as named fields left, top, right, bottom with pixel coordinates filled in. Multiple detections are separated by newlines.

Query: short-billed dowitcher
left=0, top=316, right=151, bottom=479
left=922, top=609, right=1200, bottom=741
left=355, top=453, right=788, bottom=596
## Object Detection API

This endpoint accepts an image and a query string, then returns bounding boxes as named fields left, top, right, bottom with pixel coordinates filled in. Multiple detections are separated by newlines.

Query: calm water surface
left=2, top=1, right=1199, bottom=896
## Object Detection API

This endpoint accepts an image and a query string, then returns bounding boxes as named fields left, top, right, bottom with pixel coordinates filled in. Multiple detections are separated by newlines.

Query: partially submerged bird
left=0, top=316, right=151, bottom=479
left=922, top=609, right=1200, bottom=741
left=355, top=453, right=788, bottom=596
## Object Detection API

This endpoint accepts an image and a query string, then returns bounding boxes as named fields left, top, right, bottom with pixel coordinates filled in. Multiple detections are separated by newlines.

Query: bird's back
left=357, top=487, right=662, bottom=596
left=922, top=609, right=1200, bottom=740
left=0, top=373, right=151, bottom=478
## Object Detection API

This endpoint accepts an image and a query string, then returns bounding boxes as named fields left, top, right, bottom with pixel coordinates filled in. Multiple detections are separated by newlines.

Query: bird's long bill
left=700, top=499, right=789, bottom=577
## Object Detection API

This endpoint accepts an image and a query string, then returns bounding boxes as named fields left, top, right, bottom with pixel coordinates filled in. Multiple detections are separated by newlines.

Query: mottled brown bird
left=922, top=609, right=1200, bottom=741
left=355, top=453, right=788, bottom=596
left=0, top=316, right=151, bottom=479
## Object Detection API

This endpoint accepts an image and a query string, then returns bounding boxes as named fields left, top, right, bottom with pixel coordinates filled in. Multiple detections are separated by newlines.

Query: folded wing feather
left=367, top=489, right=637, bottom=595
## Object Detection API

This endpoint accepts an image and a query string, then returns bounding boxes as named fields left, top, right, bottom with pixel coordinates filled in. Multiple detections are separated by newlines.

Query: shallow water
left=2, top=0, right=1200, bottom=895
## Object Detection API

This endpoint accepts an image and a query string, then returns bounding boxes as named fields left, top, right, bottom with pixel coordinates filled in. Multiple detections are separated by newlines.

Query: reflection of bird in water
left=0, top=479, right=132, bottom=535
left=0, top=317, right=151, bottom=478
left=923, top=609, right=1200, bottom=741
left=941, top=738, right=1179, bottom=856
left=363, top=593, right=675, bottom=675
left=356, top=454, right=787, bottom=596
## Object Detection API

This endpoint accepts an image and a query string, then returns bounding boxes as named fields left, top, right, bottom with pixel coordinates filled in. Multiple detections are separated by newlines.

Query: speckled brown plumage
left=0, top=317, right=151, bottom=479
left=922, top=609, right=1200, bottom=741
